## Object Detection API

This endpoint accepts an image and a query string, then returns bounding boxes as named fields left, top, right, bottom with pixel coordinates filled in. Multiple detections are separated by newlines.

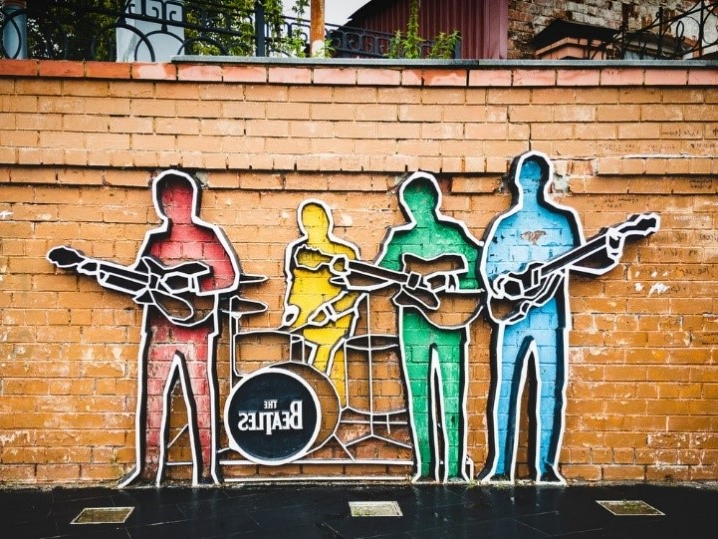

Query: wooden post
left=310, top=0, right=325, bottom=56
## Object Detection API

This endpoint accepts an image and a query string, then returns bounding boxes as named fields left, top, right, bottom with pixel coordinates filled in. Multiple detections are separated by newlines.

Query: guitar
left=47, top=246, right=215, bottom=326
left=490, top=212, right=660, bottom=324
left=294, top=245, right=484, bottom=329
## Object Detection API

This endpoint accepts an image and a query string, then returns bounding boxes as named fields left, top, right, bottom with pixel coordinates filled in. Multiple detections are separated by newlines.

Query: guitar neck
left=538, top=234, right=607, bottom=278
left=344, top=259, right=410, bottom=286
left=49, top=246, right=213, bottom=326
left=538, top=215, right=657, bottom=279
left=296, top=245, right=443, bottom=287
left=77, top=258, right=152, bottom=294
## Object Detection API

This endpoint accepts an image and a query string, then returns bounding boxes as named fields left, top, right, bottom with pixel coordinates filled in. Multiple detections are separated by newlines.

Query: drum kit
left=219, top=294, right=414, bottom=479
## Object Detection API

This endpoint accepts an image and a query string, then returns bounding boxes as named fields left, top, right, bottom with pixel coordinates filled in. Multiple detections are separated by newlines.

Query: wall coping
left=1, top=58, right=717, bottom=86
left=174, top=56, right=718, bottom=69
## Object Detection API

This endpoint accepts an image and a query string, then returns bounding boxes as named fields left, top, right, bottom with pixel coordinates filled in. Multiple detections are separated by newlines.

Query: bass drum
left=223, top=362, right=340, bottom=465
left=276, top=362, right=341, bottom=451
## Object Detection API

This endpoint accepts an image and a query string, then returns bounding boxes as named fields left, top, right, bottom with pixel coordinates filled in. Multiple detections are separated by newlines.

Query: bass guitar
left=491, top=212, right=660, bottom=324
left=47, top=245, right=214, bottom=326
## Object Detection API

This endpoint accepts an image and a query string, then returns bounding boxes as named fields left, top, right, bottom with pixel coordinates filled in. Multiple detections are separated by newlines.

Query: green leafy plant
left=313, top=36, right=335, bottom=58
left=185, top=0, right=314, bottom=58
left=16, top=0, right=126, bottom=60
left=388, top=0, right=422, bottom=59
left=429, top=30, right=460, bottom=59
left=184, top=0, right=256, bottom=56
left=277, top=0, right=310, bottom=57
left=387, top=0, right=459, bottom=60
left=17, top=0, right=318, bottom=60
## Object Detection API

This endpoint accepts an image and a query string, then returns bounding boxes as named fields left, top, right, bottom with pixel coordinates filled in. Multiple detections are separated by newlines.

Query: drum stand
left=333, top=294, right=412, bottom=454
left=220, top=293, right=414, bottom=480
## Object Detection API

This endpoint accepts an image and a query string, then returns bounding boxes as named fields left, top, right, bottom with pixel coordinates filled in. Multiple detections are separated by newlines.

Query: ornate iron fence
left=1, top=1, right=273, bottom=60
left=0, top=0, right=457, bottom=61
left=325, top=24, right=456, bottom=59
left=592, top=0, right=718, bottom=59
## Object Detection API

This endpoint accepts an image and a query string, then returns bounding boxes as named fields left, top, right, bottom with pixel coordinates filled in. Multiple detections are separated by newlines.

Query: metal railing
left=592, top=0, right=718, bottom=59
left=326, top=25, right=459, bottom=59
left=0, top=0, right=458, bottom=61
left=2, top=1, right=273, bottom=60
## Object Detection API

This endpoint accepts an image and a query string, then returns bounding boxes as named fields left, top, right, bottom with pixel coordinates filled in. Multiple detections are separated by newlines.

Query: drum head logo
left=224, top=367, right=321, bottom=465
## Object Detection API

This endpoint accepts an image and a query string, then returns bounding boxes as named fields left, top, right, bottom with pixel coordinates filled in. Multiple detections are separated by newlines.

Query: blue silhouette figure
left=479, top=151, right=643, bottom=483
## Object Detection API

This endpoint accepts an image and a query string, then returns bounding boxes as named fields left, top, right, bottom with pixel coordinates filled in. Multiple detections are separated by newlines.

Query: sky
left=283, top=0, right=372, bottom=26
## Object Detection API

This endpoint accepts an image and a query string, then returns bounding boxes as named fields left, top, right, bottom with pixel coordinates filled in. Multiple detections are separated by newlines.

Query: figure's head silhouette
left=399, top=174, right=441, bottom=226
left=298, top=200, right=333, bottom=243
left=153, top=171, right=200, bottom=225
left=512, top=153, right=551, bottom=200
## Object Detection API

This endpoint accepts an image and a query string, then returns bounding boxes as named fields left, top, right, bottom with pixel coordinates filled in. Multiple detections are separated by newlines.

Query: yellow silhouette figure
left=282, top=200, right=362, bottom=404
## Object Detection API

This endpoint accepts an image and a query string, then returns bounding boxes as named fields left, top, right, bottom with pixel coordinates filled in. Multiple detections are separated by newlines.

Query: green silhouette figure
left=375, top=172, right=484, bottom=482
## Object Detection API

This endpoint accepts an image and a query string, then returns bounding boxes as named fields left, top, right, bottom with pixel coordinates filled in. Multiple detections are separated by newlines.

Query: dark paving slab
left=0, top=483, right=716, bottom=538
left=406, top=517, right=544, bottom=538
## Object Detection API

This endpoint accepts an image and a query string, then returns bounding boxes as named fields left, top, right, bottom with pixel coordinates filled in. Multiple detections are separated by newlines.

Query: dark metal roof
left=342, top=0, right=508, bottom=59
left=531, top=19, right=619, bottom=51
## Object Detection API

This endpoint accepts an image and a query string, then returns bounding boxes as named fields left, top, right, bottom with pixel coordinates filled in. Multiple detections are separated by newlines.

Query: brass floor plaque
left=349, top=501, right=403, bottom=517
left=71, top=507, right=135, bottom=525
left=597, top=500, right=664, bottom=516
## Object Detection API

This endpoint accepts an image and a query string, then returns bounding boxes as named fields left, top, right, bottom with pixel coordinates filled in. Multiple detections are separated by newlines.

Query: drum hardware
left=221, top=284, right=413, bottom=471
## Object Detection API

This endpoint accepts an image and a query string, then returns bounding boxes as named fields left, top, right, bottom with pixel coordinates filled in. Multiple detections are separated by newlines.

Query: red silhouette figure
left=120, top=170, right=239, bottom=486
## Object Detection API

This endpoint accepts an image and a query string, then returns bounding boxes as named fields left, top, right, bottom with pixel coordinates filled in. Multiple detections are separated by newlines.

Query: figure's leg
left=166, top=319, right=220, bottom=485
left=156, top=352, right=196, bottom=486
left=305, top=339, right=347, bottom=404
left=302, top=321, right=350, bottom=404
left=142, top=329, right=175, bottom=483
left=326, top=312, right=357, bottom=406
left=311, top=343, right=332, bottom=372
left=401, top=315, right=434, bottom=480
left=436, top=331, right=468, bottom=480
left=327, top=345, right=347, bottom=406
left=534, top=325, right=567, bottom=483
left=303, top=324, right=341, bottom=373
left=407, top=345, right=433, bottom=480
left=187, top=331, right=217, bottom=484
left=483, top=324, right=530, bottom=481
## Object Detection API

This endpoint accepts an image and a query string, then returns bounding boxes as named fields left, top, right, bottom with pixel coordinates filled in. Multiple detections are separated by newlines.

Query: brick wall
left=509, top=0, right=698, bottom=58
left=1, top=58, right=717, bottom=485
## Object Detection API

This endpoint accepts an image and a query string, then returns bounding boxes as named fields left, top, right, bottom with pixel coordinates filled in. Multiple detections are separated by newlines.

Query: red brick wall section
left=0, top=59, right=717, bottom=485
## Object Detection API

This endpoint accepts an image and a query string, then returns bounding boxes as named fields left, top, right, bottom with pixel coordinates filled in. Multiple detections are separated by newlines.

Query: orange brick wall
left=1, top=58, right=717, bottom=485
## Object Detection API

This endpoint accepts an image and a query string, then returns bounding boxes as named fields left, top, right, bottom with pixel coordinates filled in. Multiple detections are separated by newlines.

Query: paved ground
left=1, top=483, right=716, bottom=538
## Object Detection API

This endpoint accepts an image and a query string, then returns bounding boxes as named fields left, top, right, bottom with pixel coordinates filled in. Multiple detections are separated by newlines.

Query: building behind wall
left=343, top=0, right=707, bottom=59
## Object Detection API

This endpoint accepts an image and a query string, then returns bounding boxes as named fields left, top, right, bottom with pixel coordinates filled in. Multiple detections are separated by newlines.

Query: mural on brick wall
left=47, top=152, right=659, bottom=486
left=48, top=170, right=247, bottom=486
left=477, top=152, right=660, bottom=484
left=370, top=173, right=485, bottom=482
